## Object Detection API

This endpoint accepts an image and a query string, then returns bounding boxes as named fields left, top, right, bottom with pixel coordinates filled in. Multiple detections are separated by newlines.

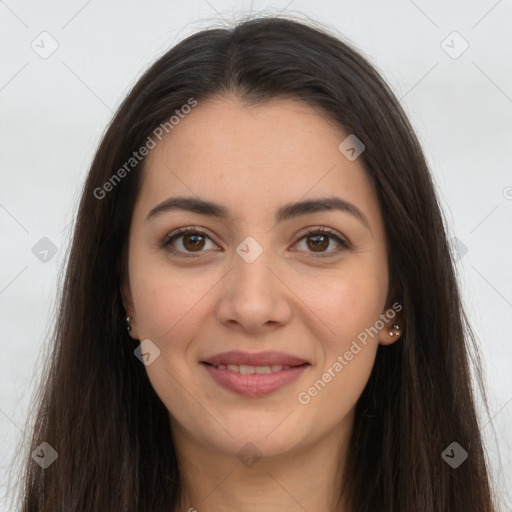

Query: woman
left=12, top=15, right=497, bottom=512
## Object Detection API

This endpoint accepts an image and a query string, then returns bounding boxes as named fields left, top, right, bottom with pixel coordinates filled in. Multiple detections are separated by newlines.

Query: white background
left=1, top=0, right=511, bottom=510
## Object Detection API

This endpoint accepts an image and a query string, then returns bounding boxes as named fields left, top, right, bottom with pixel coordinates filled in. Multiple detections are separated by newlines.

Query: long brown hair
left=10, top=15, right=497, bottom=511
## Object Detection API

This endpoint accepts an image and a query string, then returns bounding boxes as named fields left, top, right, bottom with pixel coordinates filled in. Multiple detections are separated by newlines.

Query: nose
left=214, top=245, right=292, bottom=335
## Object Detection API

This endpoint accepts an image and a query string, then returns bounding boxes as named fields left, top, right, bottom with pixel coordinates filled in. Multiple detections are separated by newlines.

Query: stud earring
left=126, top=316, right=132, bottom=332
left=389, top=324, right=401, bottom=337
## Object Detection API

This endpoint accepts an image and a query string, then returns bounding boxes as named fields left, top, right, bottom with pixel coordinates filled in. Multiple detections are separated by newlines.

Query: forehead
left=136, top=94, right=379, bottom=225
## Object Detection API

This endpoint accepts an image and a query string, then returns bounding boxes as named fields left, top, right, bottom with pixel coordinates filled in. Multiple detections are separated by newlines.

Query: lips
left=200, top=351, right=310, bottom=397
left=201, top=351, right=309, bottom=367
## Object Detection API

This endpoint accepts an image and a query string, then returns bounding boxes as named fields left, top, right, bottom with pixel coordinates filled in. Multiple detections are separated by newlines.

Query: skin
left=122, top=93, right=402, bottom=512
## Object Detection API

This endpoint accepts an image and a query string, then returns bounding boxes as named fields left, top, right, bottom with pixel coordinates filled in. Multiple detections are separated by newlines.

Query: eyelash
left=160, top=226, right=350, bottom=259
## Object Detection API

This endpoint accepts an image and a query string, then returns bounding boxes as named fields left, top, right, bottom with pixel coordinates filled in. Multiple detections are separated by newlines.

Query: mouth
left=200, top=350, right=309, bottom=368
left=199, top=353, right=311, bottom=397
left=204, top=363, right=309, bottom=375
left=202, top=362, right=308, bottom=374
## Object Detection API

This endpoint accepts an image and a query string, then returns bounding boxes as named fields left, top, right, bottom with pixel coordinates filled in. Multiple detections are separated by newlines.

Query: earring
left=389, top=324, right=401, bottom=336
left=126, top=316, right=132, bottom=332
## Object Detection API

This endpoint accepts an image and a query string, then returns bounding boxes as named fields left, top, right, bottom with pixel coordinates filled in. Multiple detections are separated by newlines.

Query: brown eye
left=182, top=233, right=206, bottom=251
left=306, top=233, right=329, bottom=252
left=295, top=227, right=350, bottom=258
left=161, top=228, right=218, bottom=258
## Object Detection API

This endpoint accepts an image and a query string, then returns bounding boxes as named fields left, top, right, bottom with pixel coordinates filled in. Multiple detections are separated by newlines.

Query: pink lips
left=200, top=351, right=310, bottom=398
left=202, top=351, right=308, bottom=367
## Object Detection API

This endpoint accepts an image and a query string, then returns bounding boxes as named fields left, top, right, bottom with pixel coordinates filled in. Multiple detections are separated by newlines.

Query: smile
left=201, top=362, right=310, bottom=397
left=208, top=363, right=294, bottom=374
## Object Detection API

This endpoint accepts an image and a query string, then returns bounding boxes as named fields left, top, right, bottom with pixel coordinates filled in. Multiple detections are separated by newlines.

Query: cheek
left=129, top=264, right=209, bottom=409
left=297, top=278, right=382, bottom=418
left=132, top=273, right=200, bottom=341
left=129, top=253, right=224, bottom=355
left=296, top=265, right=387, bottom=343
left=296, top=267, right=385, bottom=398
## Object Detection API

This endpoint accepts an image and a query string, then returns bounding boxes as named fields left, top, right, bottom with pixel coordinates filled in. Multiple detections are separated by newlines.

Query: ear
left=121, top=277, right=139, bottom=340
left=378, top=299, right=404, bottom=346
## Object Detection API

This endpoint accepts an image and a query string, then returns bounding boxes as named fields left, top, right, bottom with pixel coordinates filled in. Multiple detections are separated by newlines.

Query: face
left=122, top=93, right=401, bottom=462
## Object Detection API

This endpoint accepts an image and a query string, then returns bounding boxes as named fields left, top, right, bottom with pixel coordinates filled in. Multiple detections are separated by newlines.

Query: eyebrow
left=145, top=195, right=370, bottom=230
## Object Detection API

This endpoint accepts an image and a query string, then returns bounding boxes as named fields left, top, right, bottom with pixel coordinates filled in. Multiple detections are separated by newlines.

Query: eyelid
left=160, top=225, right=350, bottom=258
